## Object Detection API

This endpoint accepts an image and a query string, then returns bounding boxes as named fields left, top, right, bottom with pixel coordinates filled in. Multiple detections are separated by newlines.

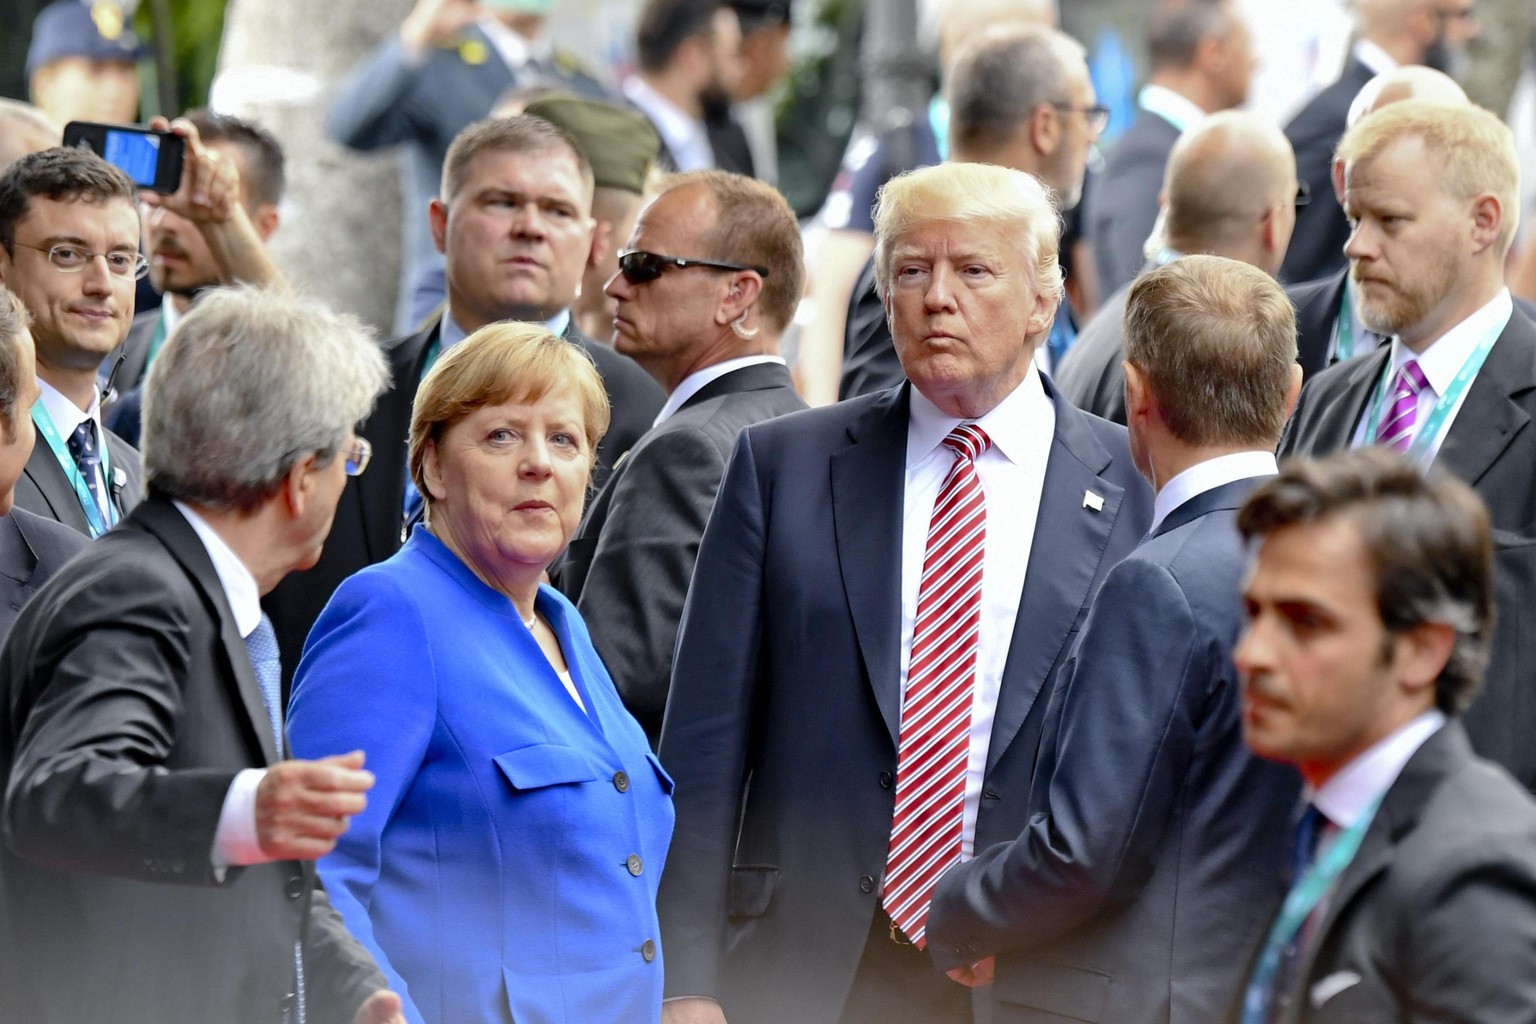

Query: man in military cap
left=26, top=0, right=142, bottom=126
left=328, top=0, right=612, bottom=334
left=523, top=94, right=663, bottom=342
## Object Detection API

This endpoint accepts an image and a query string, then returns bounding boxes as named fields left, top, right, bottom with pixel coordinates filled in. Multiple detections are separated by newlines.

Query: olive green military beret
left=523, top=95, right=661, bottom=195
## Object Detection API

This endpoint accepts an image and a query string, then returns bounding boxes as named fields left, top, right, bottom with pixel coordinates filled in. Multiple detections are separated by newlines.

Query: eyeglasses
left=7, top=240, right=149, bottom=280
left=616, top=249, right=771, bottom=285
left=343, top=437, right=372, bottom=477
left=1053, top=104, right=1111, bottom=135
left=1294, top=180, right=1311, bottom=209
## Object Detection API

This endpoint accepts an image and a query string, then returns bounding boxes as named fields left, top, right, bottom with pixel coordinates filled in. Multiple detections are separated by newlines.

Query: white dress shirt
left=440, top=308, right=571, bottom=355
left=1312, top=710, right=1446, bottom=829
left=1349, top=289, right=1514, bottom=460
left=623, top=76, right=714, bottom=171
left=1137, top=84, right=1209, bottom=134
left=176, top=502, right=273, bottom=870
left=653, top=355, right=786, bottom=427
left=1352, top=38, right=1399, bottom=77
left=900, top=370, right=1055, bottom=860
left=1150, top=450, right=1278, bottom=534
left=36, top=377, right=113, bottom=522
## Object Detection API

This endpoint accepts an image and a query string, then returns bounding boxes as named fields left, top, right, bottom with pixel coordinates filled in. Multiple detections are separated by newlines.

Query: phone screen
left=102, top=129, right=161, bottom=188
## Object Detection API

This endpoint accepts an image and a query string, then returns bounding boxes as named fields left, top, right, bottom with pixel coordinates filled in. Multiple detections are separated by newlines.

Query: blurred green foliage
left=774, top=0, right=865, bottom=218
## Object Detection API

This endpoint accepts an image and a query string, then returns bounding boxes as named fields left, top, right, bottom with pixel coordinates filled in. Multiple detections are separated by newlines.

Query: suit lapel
left=679, top=362, right=795, bottom=411
left=1295, top=271, right=1348, bottom=377
left=358, top=320, right=440, bottom=561
left=830, top=387, right=910, bottom=744
left=1434, top=312, right=1536, bottom=486
left=134, top=497, right=280, bottom=766
left=20, top=440, right=89, bottom=534
left=1151, top=476, right=1268, bottom=539
left=1306, top=348, right=1391, bottom=456
left=987, top=393, right=1127, bottom=772
left=0, top=514, right=38, bottom=613
left=1295, top=723, right=1470, bottom=998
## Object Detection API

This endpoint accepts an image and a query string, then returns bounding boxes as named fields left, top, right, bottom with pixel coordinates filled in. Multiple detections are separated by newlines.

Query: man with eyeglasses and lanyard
left=552, top=169, right=805, bottom=744
left=262, top=113, right=663, bottom=683
left=1281, top=100, right=1536, bottom=792
left=0, top=146, right=144, bottom=537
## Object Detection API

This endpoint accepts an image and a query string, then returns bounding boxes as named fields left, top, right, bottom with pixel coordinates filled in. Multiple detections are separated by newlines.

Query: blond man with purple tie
left=1280, top=99, right=1536, bottom=788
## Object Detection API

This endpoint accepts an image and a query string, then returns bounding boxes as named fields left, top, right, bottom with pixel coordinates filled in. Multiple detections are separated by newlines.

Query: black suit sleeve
left=302, top=880, right=390, bottom=1022
left=839, top=261, right=904, bottom=401
left=927, top=557, right=1207, bottom=967
left=655, top=429, right=769, bottom=1000
left=2, top=558, right=234, bottom=884
left=576, top=426, right=726, bottom=738
left=1393, top=842, right=1536, bottom=1022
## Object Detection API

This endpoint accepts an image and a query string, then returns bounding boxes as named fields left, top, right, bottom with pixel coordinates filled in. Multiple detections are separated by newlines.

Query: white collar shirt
left=1350, top=289, right=1513, bottom=460
left=1137, top=84, right=1209, bottom=134
left=1150, top=450, right=1278, bottom=534
left=653, top=355, right=785, bottom=427
left=1352, top=39, right=1399, bottom=76
left=901, top=369, right=1055, bottom=859
left=623, top=76, right=715, bottom=172
left=1312, top=710, right=1446, bottom=829
left=477, top=15, right=550, bottom=73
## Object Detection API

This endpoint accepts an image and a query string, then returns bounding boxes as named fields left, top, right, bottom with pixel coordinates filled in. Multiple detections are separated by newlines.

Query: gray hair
left=947, top=27, right=1082, bottom=157
left=0, top=286, right=30, bottom=438
left=142, top=285, right=388, bottom=511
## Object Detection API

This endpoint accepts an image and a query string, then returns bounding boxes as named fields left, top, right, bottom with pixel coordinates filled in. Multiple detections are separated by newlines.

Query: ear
left=252, top=203, right=281, bottom=242
left=422, top=437, right=449, bottom=503
left=1394, top=620, right=1457, bottom=703
left=1026, top=282, right=1056, bottom=338
left=1123, top=360, right=1153, bottom=426
left=717, top=269, right=765, bottom=326
left=1030, top=102, right=1059, bottom=158
left=587, top=218, right=612, bottom=271
left=1469, top=193, right=1502, bottom=255
left=429, top=198, right=449, bottom=256
left=281, top=453, right=319, bottom=520
left=1283, top=363, right=1303, bottom=422
left=1331, top=157, right=1346, bottom=204
left=1196, top=31, right=1230, bottom=78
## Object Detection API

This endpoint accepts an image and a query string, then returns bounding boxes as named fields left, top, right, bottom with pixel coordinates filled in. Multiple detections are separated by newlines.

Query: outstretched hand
left=353, top=989, right=407, bottom=1024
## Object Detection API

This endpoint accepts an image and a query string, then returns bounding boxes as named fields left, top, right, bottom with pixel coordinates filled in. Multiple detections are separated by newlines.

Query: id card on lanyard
left=32, top=399, right=116, bottom=538
left=1360, top=326, right=1500, bottom=465
left=1238, top=795, right=1384, bottom=1024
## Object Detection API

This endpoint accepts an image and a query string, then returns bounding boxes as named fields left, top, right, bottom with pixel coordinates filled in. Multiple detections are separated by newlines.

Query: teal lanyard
left=930, top=94, right=949, bottom=162
left=1336, top=287, right=1356, bottom=362
left=1360, top=326, right=1500, bottom=464
left=32, top=399, right=116, bottom=538
left=1239, top=796, right=1384, bottom=1024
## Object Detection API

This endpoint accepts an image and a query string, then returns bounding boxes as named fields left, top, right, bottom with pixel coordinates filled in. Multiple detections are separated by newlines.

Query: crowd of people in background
left=3, top=0, right=1536, bottom=1023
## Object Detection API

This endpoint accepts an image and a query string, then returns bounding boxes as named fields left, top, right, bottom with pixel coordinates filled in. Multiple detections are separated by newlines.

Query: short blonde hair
left=409, top=322, right=611, bottom=521
left=1337, top=99, right=1520, bottom=254
left=872, top=162, right=1064, bottom=304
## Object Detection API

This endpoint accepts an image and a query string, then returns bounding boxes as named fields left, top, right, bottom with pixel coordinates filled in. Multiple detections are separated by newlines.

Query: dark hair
left=948, top=27, right=1076, bottom=155
left=0, top=146, right=136, bottom=255
left=0, top=287, right=30, bottom=439
left=636, top=0, right=725, bottom=73
left=1123, top=255, right=1296, bottom=448
left=185, top=109, right=286, bottom=209
left=440, top=114, right=593, bottom=204
left=668, top=169, right=804, bottom=332
left=1238, top=447, right=1494, bottom=714
left=1148, top=0, right=1233, bottom=70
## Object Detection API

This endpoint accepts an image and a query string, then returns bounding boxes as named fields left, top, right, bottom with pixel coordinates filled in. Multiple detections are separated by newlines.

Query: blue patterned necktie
left=65, top=419, right=109, bottom=517
left=242, top=613, right=305, bottom=1024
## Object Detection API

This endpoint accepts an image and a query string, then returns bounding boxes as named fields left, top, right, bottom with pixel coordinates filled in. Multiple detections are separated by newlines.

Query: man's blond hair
left=872, top=162, right=1063, bottom=303
left=1337, top=99, right=1520, bottom=254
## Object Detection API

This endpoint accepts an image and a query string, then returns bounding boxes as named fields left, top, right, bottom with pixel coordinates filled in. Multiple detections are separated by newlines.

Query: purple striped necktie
left=1375, top=359, right=1430, bottom=452
left=883, top=423, right=990, bottom=949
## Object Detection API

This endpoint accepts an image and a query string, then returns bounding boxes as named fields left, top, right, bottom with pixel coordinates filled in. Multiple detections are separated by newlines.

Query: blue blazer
left=288, top=527, right=674, bottom=1024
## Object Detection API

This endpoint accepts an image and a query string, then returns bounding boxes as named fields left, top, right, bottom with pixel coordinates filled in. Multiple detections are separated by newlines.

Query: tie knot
left=67, top=419, right=98, bottom=461
left=1397, top=359, right=1429, bottom=396
left=942, top=424, right=991, bottom=462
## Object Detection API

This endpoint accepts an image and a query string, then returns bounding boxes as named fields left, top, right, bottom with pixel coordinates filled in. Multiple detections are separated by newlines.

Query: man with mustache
left=105, top=110, right=286, bottom=445
left=1280, top=100, right=1536, bottom=790
left=0, top=147, right=144, bottom=535
left=262, top=114, right=662, bottom=680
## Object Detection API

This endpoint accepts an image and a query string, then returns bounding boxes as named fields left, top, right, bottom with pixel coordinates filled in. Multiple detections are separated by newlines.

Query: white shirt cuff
left=211, top=767, right=269, bottom=871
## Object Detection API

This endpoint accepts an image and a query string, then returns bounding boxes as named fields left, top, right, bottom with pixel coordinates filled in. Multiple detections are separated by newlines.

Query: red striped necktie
left=883, top=423, right=991, bottom=949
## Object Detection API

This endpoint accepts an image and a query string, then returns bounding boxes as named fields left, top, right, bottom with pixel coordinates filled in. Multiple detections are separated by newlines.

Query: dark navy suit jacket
left=927, top=476, right=1300, bottom=1024
left=0, top=508, right=87, bottom=649
left=656, top=378, right=1153, bottom=1024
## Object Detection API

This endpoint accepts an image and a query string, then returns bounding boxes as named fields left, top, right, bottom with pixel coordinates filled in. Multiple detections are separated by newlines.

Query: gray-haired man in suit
left=552, top=169, right=806, bottom=743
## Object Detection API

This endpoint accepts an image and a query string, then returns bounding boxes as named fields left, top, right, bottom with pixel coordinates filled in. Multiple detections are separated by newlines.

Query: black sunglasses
left=617, top=249, right=771, bottom=285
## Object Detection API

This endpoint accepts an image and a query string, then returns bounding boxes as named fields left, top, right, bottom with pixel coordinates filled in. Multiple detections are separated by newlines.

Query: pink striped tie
left=1374, top=359, right=1430, bottom=452
left=883, top=423, right=990, bottom=949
